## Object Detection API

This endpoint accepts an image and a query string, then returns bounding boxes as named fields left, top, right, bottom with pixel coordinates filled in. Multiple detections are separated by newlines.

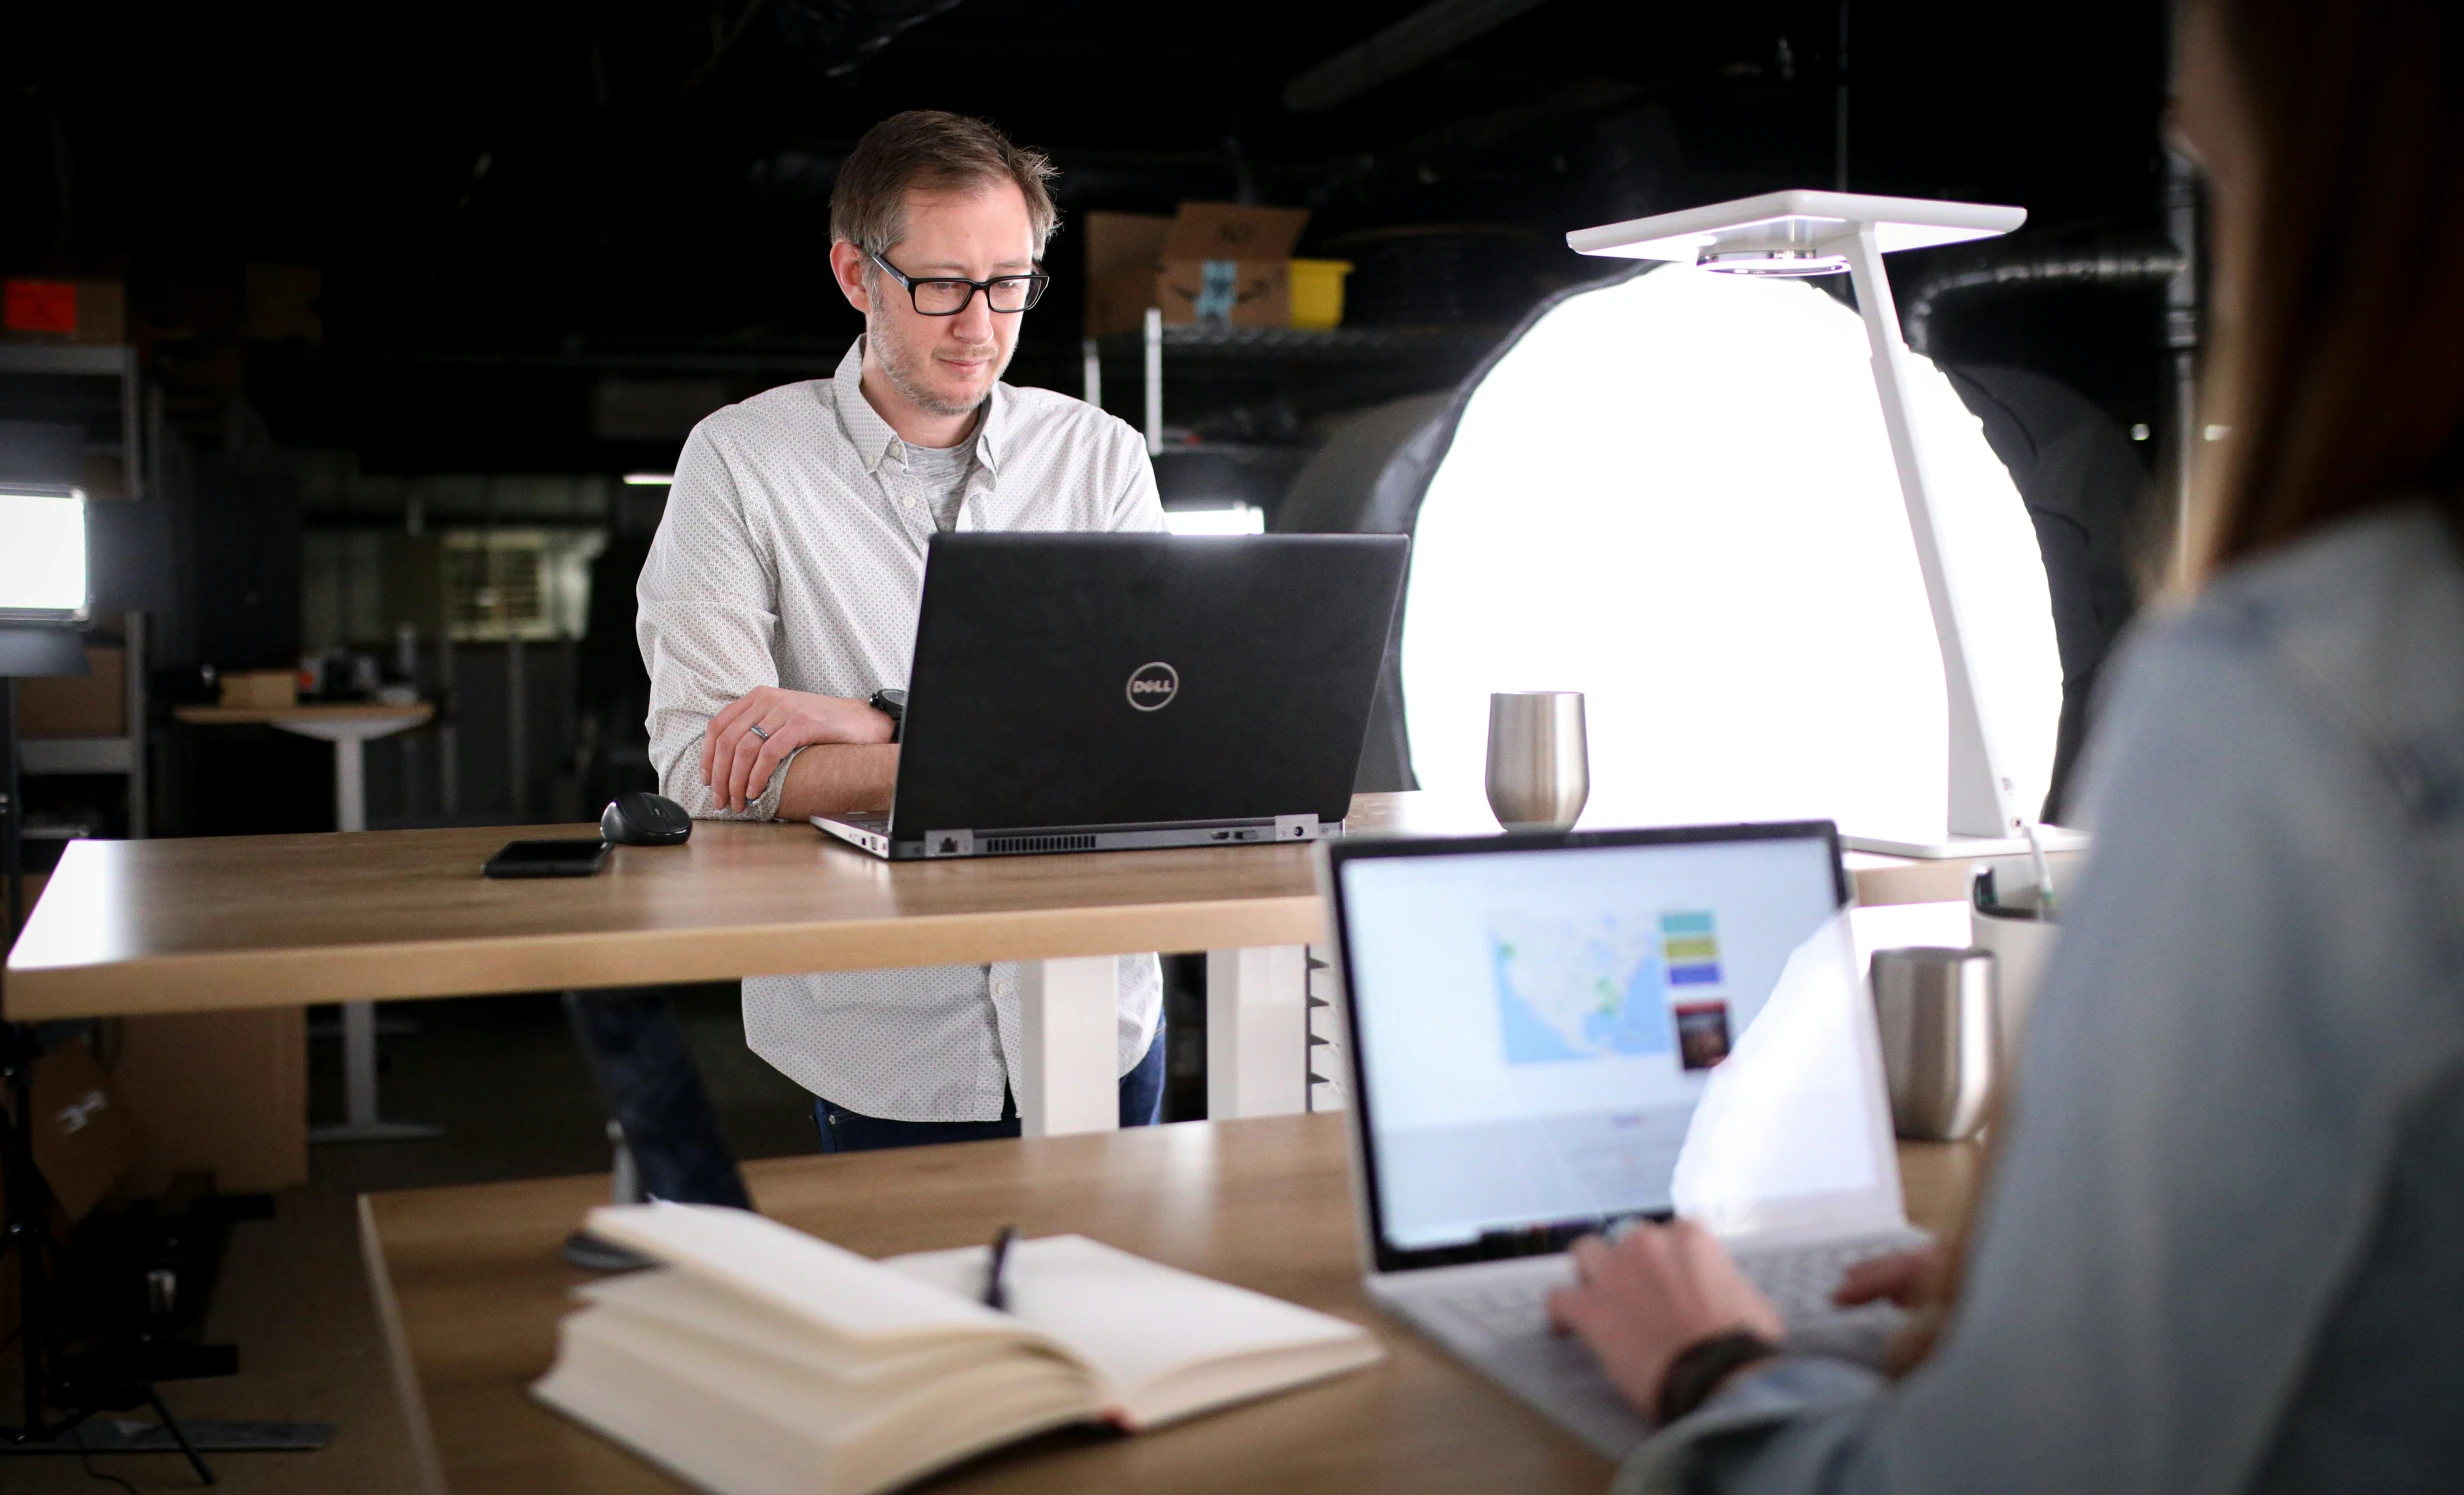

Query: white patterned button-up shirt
left=636, top=338, right=1167, bottom=1121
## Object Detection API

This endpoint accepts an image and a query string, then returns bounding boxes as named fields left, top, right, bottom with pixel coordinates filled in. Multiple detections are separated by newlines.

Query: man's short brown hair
left=831, top=110, right=1058, bottom=261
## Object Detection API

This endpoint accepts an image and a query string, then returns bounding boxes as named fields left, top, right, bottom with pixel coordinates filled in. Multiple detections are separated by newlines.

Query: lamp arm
left=1844, top=225, right=2028, bottom=840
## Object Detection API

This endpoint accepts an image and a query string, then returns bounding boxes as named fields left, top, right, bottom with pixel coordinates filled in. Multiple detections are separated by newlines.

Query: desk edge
left=4, top=895, right=1327, bottom=1017
left=359, top=1193, right=450, bottom=1495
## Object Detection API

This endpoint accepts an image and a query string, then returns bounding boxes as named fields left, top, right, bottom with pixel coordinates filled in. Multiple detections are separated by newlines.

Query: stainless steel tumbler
left=1870, top=947, right=1998, bottom=1141
left=1485, top=692, right=1589, bottom=831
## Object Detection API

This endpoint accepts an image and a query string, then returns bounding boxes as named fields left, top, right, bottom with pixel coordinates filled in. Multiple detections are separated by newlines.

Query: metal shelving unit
left=1082, top=310, right=1506, bottom=456
left=0, top=342, right=152, bottom=838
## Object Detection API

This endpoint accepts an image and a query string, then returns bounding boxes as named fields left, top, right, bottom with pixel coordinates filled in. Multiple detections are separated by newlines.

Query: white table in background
left=173, top=702, right=440, bottom=1143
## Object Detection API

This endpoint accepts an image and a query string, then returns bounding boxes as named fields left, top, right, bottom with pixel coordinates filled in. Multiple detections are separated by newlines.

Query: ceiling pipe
left=1283, top=0, right=1560, bottom=113
left=1902, top=246, right=2186, bottom=356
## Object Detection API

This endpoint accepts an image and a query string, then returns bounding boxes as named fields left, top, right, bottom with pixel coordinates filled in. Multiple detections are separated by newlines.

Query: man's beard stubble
left=870, top=311, right=1009, bottom=420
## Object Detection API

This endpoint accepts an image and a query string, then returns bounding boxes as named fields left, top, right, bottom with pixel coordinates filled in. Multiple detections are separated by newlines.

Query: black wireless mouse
left=601, top=791, right=693, bottom=847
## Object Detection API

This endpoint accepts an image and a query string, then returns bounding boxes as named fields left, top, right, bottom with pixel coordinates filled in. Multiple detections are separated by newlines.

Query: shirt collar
left=828, top=336, right=1009, bottom=480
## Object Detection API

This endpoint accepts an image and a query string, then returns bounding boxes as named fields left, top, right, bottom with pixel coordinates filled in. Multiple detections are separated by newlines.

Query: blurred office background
left=2, top=0, right=2173, bottom=1173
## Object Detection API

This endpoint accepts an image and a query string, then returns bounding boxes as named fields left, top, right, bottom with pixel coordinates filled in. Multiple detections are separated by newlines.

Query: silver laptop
left=1319, top=821, right=1924, bottom=1457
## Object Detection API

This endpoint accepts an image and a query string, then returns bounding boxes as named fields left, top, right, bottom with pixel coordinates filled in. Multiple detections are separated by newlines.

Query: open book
left=533, top=1203, right=1383, bottom=1495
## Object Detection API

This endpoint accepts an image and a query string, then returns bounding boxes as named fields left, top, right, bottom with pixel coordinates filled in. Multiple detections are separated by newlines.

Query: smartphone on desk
left=483, top=839, right=611, bottom=879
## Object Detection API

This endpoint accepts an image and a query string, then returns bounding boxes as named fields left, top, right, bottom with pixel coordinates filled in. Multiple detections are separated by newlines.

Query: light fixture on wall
left=0, top=485, right=92, bottom=626
left=1567, top=190, right=2081, bottom=858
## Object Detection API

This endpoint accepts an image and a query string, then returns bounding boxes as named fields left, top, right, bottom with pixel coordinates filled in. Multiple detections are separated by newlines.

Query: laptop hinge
left=921, top=829, right=975, bottom=858
left=1276, top=814, right=1328, bottom=844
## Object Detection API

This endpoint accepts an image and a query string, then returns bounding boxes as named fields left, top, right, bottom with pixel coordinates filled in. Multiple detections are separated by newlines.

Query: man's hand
left=701, top=687, right=894, bottom=813
left=1546, top=1219, right=1784, bottom=1417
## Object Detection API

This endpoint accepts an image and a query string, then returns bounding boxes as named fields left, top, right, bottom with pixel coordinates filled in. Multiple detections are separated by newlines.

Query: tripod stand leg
left=5, top=1026, right=51, bottom=1441
left=143, top=1388, right=214, bottom=1486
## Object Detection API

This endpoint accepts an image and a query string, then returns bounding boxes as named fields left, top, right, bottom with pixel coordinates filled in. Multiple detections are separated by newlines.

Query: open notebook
left=533, top=1203, right=1384, bottom=1495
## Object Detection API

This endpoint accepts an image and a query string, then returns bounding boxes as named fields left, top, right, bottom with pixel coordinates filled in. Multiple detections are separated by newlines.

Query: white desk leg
left=1018, top=956, right=1122, bottom=1138
left=333, top=734, right=367, bottom=834
left=1207, top=946, right=1308, bottom=1119
left=310, top=731, right=443, bottom=1144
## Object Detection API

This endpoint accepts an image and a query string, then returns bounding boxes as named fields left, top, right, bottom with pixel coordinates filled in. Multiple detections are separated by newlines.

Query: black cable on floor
left=71, top=1424, right=143, bottom=1495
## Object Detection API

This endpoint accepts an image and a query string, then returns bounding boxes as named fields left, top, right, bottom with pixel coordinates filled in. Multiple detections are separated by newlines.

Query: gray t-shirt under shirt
left=896, top=433, right=976, bottom=531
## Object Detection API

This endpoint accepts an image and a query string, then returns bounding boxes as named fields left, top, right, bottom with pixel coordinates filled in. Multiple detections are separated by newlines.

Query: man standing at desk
left=635, top=111, right=1167, bottom=1151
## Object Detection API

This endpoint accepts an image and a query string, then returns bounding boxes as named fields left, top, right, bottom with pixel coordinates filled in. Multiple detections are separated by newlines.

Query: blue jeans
left=813, top=1024, right=1167, bottom=1153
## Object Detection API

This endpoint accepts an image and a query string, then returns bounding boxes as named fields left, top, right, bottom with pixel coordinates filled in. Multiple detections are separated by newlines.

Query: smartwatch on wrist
left=869, top=688, right=907, bottom=744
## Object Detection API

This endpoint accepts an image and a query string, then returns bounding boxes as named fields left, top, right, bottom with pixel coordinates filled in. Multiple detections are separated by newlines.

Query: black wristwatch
left=1655, top=1330, right=1779, bottom=1426
left=869, top=688, right=907, bottom=744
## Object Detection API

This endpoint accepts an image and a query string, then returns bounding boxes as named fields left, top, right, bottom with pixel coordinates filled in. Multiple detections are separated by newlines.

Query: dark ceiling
left=6, top=0, right=2173, bottom=473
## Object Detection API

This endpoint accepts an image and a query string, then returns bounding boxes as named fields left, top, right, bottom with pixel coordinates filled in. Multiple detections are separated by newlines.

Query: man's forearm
left=773, top=744, right=899, bottom=821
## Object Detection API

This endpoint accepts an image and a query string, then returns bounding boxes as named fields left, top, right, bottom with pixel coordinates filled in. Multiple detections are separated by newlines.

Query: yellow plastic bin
left=1288, top=259, right=1354, bottom=330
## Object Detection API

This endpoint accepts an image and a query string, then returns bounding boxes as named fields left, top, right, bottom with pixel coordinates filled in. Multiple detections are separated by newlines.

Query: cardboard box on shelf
left=17, top=645, right=125, bottom=737
left=219, top=669, right=298, bottom=711
left=1085, top=211, right=1171, bottom=339
left=1, top=279, right=126, bottom=344
left=1157, top=204, right=1309, bottom=329
left=1083, top=204, right=1312, bottom=336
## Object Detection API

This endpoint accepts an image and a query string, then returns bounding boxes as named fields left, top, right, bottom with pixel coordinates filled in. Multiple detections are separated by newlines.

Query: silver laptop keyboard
left=1735, top=1237, right=1916, bottom=1322
left=1439, top=1235, right=1913, bottom=1340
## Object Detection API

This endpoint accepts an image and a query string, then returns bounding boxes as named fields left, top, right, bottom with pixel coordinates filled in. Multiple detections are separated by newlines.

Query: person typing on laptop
left=1545, top=2, right=2464, bottom=1489
left=634, top=110, right=1168, bottom=1151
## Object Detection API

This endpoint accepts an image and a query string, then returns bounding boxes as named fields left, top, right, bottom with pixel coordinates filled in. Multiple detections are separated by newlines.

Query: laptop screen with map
left=1327, top=823, right=1854, bottom=1266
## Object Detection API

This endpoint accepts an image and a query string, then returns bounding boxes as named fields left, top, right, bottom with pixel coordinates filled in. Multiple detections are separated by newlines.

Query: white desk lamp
left=1568, top=190, right=2085, bottom=859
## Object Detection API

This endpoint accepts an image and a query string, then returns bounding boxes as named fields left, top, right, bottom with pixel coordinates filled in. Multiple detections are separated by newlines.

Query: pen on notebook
left=984, top=1225, right=1020, bottom=1312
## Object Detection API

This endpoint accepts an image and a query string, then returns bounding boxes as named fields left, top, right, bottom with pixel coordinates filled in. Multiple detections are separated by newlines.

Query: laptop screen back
left=1330, top=825, right=1895, bottom=1272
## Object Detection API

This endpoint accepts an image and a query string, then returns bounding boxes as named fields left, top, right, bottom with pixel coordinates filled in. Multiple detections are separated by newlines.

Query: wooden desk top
left=3, top=792, right=1975, bottom=1021
left=174, top=702, right=435, bottom=726
left=360, top=1115, right=1981, bottom=1495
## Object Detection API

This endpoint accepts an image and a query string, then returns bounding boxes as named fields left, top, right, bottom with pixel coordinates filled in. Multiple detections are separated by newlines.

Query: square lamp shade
left=0, top=486, right=90, bottom=625
left=1566, top=190, right=2025, bottom=273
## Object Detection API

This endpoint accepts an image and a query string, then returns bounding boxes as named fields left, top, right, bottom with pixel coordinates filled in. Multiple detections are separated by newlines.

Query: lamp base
left=1841, top=824, right=2090, bottom=860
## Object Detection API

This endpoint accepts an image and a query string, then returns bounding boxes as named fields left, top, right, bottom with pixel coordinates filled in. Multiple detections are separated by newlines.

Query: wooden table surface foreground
left=4, top=792, right=1979, bottom=1021
left=363, top=1114, right=1982, bottom=1495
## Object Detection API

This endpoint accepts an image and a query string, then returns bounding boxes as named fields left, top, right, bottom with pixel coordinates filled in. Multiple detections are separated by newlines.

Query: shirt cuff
left=1611, top=1357, right=1885, bottom=1495
left=749, top=744, right=808, bottom=822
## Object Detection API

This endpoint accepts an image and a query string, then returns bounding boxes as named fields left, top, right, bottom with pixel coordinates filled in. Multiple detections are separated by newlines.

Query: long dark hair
left=1892, top=0, right=2464, bottom=1373
left=2196, top=0, right=2464, bottom=574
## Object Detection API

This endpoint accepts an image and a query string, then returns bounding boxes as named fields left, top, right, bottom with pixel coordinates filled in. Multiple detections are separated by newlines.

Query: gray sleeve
left=1611, top=612, right=2411, bottom=1495
left=635, top=423, right=801, bottom=820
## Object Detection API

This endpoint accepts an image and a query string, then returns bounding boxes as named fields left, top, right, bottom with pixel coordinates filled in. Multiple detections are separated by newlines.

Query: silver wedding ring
left=747, top=724, right=772, bottom=742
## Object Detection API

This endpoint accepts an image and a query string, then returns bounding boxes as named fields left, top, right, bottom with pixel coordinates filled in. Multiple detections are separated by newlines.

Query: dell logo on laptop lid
left=1126, top=661, right=1180, bottom=711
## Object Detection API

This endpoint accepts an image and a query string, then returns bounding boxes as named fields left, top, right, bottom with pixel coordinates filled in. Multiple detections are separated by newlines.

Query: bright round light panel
left=1401, top=266, right=2061, bottom=843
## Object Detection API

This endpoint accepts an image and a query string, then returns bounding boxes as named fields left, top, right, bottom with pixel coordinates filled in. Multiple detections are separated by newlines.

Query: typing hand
left=1546, top=1220, right=1783, bottom=1418
left=702, top=687, right=895, bottom=813
left=1831, top=1244, right=1945, bottom=1309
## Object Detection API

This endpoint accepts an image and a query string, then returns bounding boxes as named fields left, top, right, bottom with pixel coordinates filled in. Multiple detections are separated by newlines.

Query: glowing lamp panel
left=1400, top=268, right=2060, bottom=843
left=0, top=491, right=89, bottom=617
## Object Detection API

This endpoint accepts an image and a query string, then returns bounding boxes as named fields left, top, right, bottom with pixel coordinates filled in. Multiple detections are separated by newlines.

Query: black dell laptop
left=813, top=531, right=1409, bottom=860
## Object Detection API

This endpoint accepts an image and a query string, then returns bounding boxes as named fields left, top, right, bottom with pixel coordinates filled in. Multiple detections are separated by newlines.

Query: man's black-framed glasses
left=868, top=250, right=1049, bottom=315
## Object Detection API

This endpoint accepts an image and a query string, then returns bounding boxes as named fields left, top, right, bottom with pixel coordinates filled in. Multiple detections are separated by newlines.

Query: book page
left=884, top=1235, right=1379, bottom=1427
left=586, top=1203, right=1025, bottom=1348
left=578, top=1270, right=1037, bottom=1387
